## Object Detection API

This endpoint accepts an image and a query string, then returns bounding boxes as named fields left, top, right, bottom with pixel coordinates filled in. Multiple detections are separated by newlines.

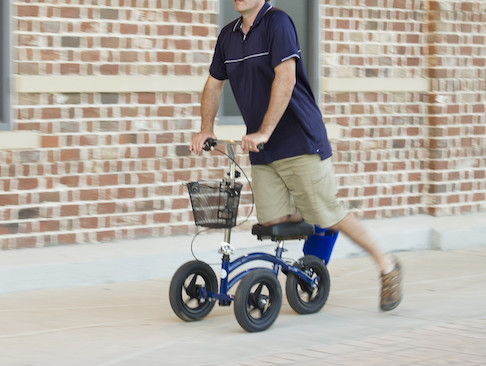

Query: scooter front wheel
left=233, top=269, right=282, bottom=332
left=169, top=260, right=218, bottom=322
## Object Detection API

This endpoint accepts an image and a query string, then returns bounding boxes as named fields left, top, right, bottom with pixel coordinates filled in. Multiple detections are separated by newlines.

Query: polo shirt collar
left=232, top=2, right=273, bottom=32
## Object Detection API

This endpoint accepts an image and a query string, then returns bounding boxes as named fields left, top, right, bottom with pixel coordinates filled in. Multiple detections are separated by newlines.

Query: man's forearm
left=241, top=58, right=297, bottom=152
left=200, top=76, right=225, bottom=133
left=190, top=75, right=225, bottom=154
left=259, top=59, right=296, bottom=138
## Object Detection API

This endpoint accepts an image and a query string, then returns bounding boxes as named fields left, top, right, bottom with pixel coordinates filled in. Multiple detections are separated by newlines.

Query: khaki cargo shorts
left=251, top=154, right=346, bottom=228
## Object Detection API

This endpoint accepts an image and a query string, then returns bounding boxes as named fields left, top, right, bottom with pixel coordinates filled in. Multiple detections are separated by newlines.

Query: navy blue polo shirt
left=209, top=2, right=332, bottom=165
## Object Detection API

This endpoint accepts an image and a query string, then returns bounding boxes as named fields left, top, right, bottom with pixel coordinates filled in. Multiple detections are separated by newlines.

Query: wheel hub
left=258, top=295, right=268, bottom=309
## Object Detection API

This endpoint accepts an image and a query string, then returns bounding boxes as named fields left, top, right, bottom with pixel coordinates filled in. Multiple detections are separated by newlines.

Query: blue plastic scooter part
left=302, top=226, right=339, bottom=264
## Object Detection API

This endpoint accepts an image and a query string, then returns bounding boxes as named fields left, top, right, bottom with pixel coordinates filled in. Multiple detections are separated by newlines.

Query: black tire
left=169, top=260, right=218, bottom=322
left=233, top=269, right=282, bottom=332
left=285, top=255, right=330, bottom=314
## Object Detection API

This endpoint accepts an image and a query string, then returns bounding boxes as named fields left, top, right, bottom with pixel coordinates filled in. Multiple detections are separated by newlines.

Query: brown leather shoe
left=380, top=258, right=402, bottom=311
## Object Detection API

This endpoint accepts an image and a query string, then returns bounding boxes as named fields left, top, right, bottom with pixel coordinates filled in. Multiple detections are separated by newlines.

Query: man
left=190, top=0, right=402, bottom=311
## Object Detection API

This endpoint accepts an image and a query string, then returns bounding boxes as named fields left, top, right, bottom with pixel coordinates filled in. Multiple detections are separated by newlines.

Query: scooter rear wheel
left=285, top=255, right=330, bottom=314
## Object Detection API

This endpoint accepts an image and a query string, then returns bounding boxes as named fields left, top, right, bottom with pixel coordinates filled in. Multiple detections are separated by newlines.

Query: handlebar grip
left=202, top=138, right=264, bottom=151
left=203, top=138, right=217, bottom=151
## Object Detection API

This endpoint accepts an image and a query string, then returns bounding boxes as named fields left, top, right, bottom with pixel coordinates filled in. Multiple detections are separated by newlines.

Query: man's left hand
left=241, top=133, right=267, bottom=153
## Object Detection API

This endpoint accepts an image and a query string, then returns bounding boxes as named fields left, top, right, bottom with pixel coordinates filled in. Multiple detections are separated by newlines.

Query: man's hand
left=241, top=132, right=267, bottom=153
left=190, top=131, right=217, bottom=154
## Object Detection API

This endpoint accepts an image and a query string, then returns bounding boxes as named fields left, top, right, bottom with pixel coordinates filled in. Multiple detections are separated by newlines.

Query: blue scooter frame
left=204, top=241, right=319, bottom=306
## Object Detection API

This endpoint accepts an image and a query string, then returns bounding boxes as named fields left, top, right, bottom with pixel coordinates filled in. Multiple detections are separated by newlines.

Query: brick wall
left=322, top=0, right=485, bottom=218
left=1, top=0, right=231, bottom=249
left=0, top=0, right=485, bottom=249
left=322, top=0, right=428, bottom=218
left=424, top=0, right=486, bottom=215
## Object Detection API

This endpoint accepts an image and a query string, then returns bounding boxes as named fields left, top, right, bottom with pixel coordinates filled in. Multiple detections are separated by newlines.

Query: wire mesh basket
left=186, top=180, right=243, bottom=229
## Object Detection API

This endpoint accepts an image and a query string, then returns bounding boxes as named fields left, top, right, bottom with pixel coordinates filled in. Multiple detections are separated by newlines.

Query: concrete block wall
left=0, top=0, right=485, bottom=249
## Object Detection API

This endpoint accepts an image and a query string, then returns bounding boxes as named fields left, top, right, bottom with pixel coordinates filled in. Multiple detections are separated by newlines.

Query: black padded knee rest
left=252, top=221, right=315, bottom=241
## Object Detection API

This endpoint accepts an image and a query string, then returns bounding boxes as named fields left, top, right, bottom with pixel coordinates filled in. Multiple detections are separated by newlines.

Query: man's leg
left=251, top=163, right=301, bottom=226
left=261, top=211, right=303, bottom=226
left=328, top=213, right=395, bottom=274
left=328, top=213, right=402, bottom=311
left=269, top=155, right=402, bottom=311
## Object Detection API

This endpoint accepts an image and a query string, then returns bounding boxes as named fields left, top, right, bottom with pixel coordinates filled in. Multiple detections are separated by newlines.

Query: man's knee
left=261, top=211, right=303, bottom=226
left=327, top=213, right=350, bottom=231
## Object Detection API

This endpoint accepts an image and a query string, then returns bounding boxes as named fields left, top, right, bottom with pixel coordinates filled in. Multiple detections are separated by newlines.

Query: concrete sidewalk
left=0, top=248, right=485, bottom=365
left=0, top=214, right=486, bottom=365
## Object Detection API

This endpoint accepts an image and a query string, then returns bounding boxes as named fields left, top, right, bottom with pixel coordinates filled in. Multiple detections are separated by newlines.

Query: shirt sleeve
left=266, top=11, right=301, bottom=69
left=209, top=32, right=228, bottom=80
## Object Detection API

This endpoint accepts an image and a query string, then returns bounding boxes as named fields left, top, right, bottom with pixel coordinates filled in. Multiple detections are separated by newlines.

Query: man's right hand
left=189, top=131, right=217, bottom=154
